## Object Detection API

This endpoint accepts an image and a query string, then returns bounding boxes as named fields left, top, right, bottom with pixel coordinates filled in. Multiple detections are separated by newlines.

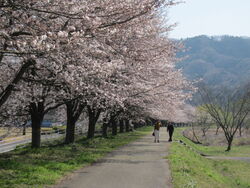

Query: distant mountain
left=176, top=35, right=250, bottom=88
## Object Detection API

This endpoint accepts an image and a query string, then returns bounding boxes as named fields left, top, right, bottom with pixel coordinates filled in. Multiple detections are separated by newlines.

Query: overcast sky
left=168, top=0, right=250, bottom=39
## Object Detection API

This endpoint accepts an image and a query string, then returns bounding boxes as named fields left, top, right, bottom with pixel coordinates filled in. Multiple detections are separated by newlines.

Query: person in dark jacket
left=167, top=122, right=174, bottom=142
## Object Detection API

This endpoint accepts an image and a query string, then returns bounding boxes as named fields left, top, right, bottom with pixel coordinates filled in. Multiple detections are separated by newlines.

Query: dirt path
left=54, top=130, right=172, bottom=188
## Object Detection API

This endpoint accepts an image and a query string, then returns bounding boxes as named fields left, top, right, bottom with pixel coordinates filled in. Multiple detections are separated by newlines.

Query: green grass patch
left=182, top=128, right=250, bottom=157
left=168, top=128, right=250, bottom=188
left=0, top=127, right=151, bottom=188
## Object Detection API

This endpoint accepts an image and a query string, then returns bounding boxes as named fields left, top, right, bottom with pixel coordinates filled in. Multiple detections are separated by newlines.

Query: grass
left=183, top=128, right=250, bottom=157
left=182, top=127, right=250, bottom=157
left=0, top=127, right=151, bottom=188
left=168, top=128, right=250, bottom=188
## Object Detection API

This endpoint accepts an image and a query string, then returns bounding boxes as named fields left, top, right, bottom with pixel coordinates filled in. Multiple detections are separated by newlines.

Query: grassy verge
left=0, top=127, right=151, bottom=188
left=195, top=144, right=250, bottom=157
left=183, top=128, right=250, bottom=157
left=168, top=128, right=250, bottom=188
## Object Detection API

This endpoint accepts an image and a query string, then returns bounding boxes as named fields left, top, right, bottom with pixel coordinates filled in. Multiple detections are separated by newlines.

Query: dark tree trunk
left=22, top=125, right=26, bottom=135
left=239, top=126, right=242, bottom=137
left=202, top=130, right=206, bottom=137
left=0, top=59, right=35, bottom=108
left=119, top=120, right=124, bottom=133
left=145, top=118, right=152, bottom=126
left=0, top=42, right=7, bottom=63
left=215, top=125, right=220, bottom=135
left=30, top=102, right=44, bottom=148
left=31, top=119, right=42, bottom=148
left=111, top=118, right=117, bottom=136
left=102, top=122, right=108, bottom=138
left=226, top=137, right=233, bottom=151
left=65, top=101, right=85, bottom=144
left=133, top=122, right=138, bottom=129
left=87, top=106, right=101, bottom=138
left=88, top=114, right=96, bottom=138
left=125, top=119, right=130, bottom=132
left=191, top=123, right=202, bottom=144
left=65, top=116, right=76, bottom=144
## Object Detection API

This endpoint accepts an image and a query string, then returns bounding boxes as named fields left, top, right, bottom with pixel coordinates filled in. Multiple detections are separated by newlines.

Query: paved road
left=54, top=130, right=172, bottom=188
left=0, top=124, right=89, bottom=154
left=0, top=133, right=64, bottom=153
left=0, top=138, right=31, bottom=153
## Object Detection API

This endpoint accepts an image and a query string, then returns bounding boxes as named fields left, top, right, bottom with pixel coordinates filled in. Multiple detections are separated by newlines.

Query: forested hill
left=176, top=35, right=250, bottom=87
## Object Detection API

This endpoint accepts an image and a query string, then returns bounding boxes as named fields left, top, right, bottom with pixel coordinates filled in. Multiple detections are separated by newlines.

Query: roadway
left=0, top=132, right=64, bottom=153
left=0, top=124, right=89, bottom=154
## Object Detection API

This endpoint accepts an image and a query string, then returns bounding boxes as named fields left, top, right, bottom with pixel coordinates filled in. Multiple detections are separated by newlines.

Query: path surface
left=54, top=130, right=172, bottom=188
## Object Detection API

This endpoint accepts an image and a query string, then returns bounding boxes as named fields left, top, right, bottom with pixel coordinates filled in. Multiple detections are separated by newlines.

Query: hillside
left=176, top=35, right=250, bottom=87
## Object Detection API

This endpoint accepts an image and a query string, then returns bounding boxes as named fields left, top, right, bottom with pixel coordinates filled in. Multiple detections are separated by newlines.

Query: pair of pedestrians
left=153, top=121, right=174, bottom=143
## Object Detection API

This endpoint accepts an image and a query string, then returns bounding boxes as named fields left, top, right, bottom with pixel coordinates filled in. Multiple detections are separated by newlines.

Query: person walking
left=154, top=121, right=161, bottom=143
left=167, top=122, right=174, bottom=142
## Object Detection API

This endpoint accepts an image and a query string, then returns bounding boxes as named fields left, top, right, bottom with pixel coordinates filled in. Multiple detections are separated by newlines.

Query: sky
left=168, top=0, right=250, bottom=39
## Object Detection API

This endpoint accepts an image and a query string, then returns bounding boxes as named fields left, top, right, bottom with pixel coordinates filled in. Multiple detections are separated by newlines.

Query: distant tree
left=182, top=105, right=202, bottom=144
left=199, top=85, right=250, bottom=151
left=195, top=107, right=212, bottom=137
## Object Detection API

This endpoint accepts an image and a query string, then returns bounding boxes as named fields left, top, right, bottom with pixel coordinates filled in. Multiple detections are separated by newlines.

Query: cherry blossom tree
left=0, top=0, right=195, bottom=147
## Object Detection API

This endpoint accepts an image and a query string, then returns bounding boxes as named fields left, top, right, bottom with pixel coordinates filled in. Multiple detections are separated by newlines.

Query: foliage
left=0, top=0, right=194, bottom=146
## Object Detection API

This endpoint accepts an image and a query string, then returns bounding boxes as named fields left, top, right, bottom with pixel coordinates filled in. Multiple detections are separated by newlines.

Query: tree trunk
left=215, top=125, right=220, bottom=135
left=125, top=119, right=130, bottom=132
left=146, top=118, right=152, bottom=126
left=32, top=123, right=41, bottom=148
left=0, top=42, right=7, bottom=63
left=31, top=114, right=43, bottom=148
left=87, top=106, right=101, bottom=139
left=88, top=114, right=96, bottom=138
left=119, top=120, right=124, bottom=133
left=239, top=126, right=242, bottom=137
left=191, top=124, right=202, bottom=144
left=202, top=129, right=206, bottom=137
left=30, top=102, right=44, bottom=148
left=65, top=101, right=85, bottom=144
left=226, top=138, right=233, bottom=151
left=134, top=122, right=138, bottom=129
left=22, top=125, right=26, bottom=135
left=65, top=117, right=76, bottom=144
left=102, top=122, right=108, bottom=138
left=111, top=118, right=117, bottom=136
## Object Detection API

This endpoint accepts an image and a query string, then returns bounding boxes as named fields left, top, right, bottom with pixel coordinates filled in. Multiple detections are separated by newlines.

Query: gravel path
left=54, top=130, right=173, bottom=188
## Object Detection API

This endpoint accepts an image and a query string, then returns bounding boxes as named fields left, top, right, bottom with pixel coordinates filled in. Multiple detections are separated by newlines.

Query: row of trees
left=0, top=0, right=193, bottom=147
